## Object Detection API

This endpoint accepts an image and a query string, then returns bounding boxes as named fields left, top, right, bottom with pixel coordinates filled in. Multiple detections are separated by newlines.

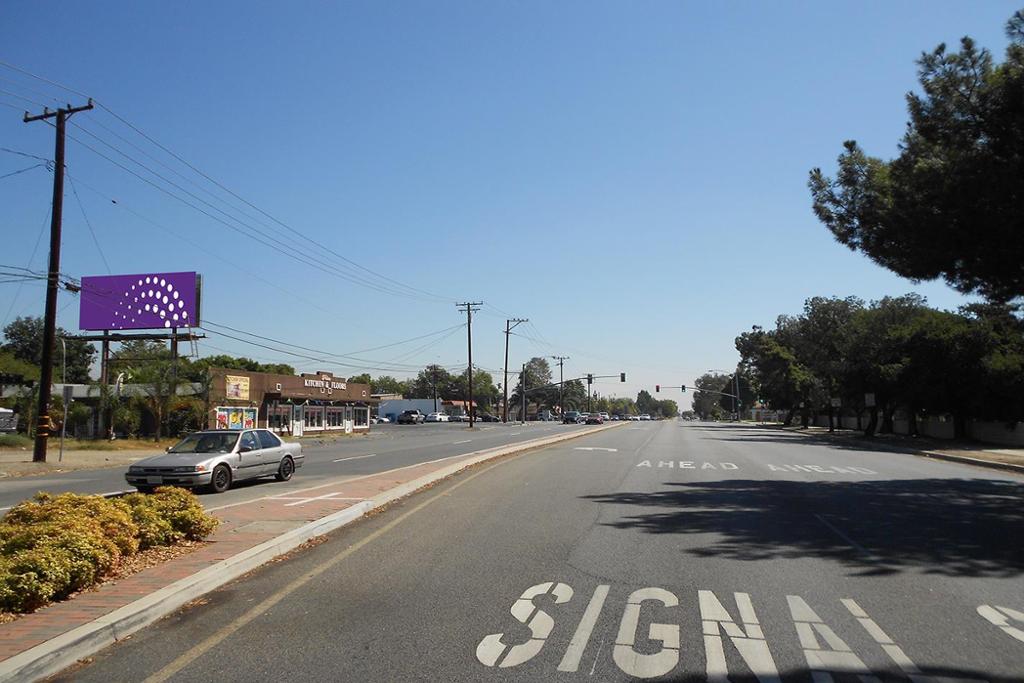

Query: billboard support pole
left=101, top=332, right=110, bottom=440
left=24, top=99, right=93, bottom=462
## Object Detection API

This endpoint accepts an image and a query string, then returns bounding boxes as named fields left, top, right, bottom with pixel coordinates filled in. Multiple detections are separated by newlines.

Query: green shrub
left=0, top=547, right=72, bottom=613
left=117, top=493, right=179, bottom=548
left=120, top=488, right=218, bottom=545
left=0, top=488, right=218, bottom=614
left=4, top=492, right=139, bottom=556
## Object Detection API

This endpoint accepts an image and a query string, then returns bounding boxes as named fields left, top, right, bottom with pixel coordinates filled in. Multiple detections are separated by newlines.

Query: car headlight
left=129, top=466, right=143, bottom=473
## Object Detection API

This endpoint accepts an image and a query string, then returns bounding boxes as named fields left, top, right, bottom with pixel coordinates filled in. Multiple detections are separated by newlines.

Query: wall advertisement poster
left=215, top=407, right=257, bottom=430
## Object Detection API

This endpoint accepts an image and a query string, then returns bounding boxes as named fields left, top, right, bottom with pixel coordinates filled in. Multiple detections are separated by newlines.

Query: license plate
left=147, top=476, right=162, bottom=484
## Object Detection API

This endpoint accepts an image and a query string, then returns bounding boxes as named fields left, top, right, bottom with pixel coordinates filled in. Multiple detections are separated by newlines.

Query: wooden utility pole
left=550, top=356, right=569, bottom=417
left=502, top=318, right=527, bottom=423
left=521, top=362, right=527, bottom=425
left=456, top=302, right=482, bottom=427
left=24, top=99, right=93, bottom=462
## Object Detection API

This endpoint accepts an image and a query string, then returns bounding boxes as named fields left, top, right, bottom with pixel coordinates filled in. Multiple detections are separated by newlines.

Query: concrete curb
left=776, top=426, right=1024, bottom=476
left=0, top=421, right=625, bottom=683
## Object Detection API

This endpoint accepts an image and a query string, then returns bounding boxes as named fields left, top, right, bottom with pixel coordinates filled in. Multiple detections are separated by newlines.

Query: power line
left=0, top=60, right=92, bottom=99
left=0, top=147, right=51, bottom=163
left=64, top=172, right=335, bottom=316
left=199, top=324, right=466, bottom=375
left=61, top=122, right=442, bottom=302
left=202, top=319, right=464, bottom=368
left=0, top=163, right=45, bottom=181
left=0, top=67, right=442, bottom=303
left=91, top=101, right=454, bottom=304
left=66, top=174, right=111, bottom=274
left=0, top=87, right=45, bottom=107
left=1, top=202, right=51, bottom=329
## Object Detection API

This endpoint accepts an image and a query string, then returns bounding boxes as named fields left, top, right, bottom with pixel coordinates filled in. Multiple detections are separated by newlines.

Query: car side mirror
left=166, top=446, right=172, bottom=453
left=239, top=445, right=252, bottom=453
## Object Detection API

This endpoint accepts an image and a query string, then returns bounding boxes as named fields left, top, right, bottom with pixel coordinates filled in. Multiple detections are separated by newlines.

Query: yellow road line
left=144, top=459, right=505, bottom=683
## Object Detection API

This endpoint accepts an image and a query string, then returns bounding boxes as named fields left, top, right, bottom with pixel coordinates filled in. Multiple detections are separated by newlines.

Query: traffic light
left=587, top=374, right=593, bottom=384
left=656, top=385, right=660, bottom=393
left=620, top=372, right=626, bottom=382
left=681, top=385, right=686, bottom=392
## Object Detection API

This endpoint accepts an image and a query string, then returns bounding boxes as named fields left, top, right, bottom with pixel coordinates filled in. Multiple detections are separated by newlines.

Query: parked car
left=372, top=416, right=391, bottom=424
left=639, top=414, right=651, bottom=421
left=563, top=411, right=582, bottom=424
left=628, top=415, right=640, bottom=421
left=425, top=412, right=449, bottom=422
left=585, top=414, right=604, bottom=425
left=397, top=410, right=426, bottom=424
left=125, top=429, right=303, bottom=494
left=598, top=412, right=611, bottom=422
left=477, top=413, right=500, bottom=422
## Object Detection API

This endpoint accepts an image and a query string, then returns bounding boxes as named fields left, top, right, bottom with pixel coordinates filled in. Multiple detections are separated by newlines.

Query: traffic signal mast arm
left=521, top=373, right=626, bottom=396
left=653, top=384, right=737, bottom=399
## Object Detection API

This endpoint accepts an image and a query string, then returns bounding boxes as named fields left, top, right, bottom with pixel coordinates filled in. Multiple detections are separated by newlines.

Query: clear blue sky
left=1, top=1, right=1019, bottom=407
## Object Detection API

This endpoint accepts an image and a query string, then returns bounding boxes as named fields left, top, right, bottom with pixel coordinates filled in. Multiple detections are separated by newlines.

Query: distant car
left=125, top=429, right=303, bottom=494
left=629, top=415, right=640, bottom=421
left=397, top=410, right=426, bottom=424
left=585, top=414, right=604, bottom=425
left=639, top=414, right=651, bottom=421
left=425, top=412, right=449, bottom=422
left=477, top=413, right=500, bottom=422
left=563, top=411, right=582, bottom=424
left=598, top=412, right=610, bottom=422
left=372, top=416, right=391, bottom=424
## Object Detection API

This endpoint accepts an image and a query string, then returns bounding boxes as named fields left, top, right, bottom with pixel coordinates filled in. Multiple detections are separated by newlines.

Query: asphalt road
left=0, top=422, right=573, bottom=510
left=57, top=421, right=1024, bottom=682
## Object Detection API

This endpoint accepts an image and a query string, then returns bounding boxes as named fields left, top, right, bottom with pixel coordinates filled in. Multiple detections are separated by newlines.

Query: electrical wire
left=61, top=122, right=443, bottom=302
left=0, top=163, right=45, bottom=181
left=64, top=172, right=336, bottom=316
left=1, top=203, right=51, bottom=329
left=0, top=147, right=51, bottom=163
left=202, top=319, right=464, bottom=368
left=0, top=60, right=91, bottom=99
left=0, top=62, right=449, bottom=304
left=66, top=174, right=111, bottom=274
left=91, top=101, right=454, bottom=304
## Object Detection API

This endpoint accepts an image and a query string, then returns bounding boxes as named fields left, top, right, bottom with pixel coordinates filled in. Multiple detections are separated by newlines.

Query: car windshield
left=168, top=433, right=239, bottom=454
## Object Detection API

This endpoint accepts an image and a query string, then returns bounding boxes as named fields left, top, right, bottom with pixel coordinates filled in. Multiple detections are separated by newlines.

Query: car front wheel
left=276, top=456, right=295, bottom=482
left=209, top=464, right=232, bottom=493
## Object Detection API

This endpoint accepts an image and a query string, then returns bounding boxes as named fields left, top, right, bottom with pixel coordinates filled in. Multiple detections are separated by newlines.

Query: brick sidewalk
left=0, top=449, right=484, bottom=663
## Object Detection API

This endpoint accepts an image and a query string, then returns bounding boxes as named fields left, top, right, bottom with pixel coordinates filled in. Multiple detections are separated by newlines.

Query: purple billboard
left=79, top=272, right=201, bottom=331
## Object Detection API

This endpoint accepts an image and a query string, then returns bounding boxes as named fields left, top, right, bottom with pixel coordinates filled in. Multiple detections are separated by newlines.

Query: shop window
left=304, top=406, right=323, bottom=429
left=354, top=407, right=369, bottom=427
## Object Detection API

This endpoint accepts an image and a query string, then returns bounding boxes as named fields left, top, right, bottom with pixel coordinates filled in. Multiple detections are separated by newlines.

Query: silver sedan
left=125, top=429, right=304, bottom=494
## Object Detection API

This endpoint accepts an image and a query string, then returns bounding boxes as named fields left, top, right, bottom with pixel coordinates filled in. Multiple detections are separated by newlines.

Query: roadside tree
left=809, top=11, right=1024, bottom=303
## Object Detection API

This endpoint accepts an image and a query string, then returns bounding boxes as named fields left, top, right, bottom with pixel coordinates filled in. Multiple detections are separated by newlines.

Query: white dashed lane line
left=333, top=454, right=376, bottom=463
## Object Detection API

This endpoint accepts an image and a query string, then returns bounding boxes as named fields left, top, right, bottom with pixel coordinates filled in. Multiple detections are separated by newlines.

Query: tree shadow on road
left=582, top=477, right=1024, bottom=577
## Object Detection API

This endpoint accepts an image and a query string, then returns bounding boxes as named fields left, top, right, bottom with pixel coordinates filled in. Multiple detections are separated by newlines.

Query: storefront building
left=207, top=368, right=375, bottom=436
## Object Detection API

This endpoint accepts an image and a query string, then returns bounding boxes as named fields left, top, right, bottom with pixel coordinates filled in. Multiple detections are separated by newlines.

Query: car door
left=237, top=430, right=263, bottom=479
left=257, top=429, right=283, bottom=475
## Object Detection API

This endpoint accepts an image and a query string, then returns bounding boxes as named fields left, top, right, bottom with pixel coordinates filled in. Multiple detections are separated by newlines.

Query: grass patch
left=0, top=434, right=33, bottom=449
left=0, top=435, right=178, bottom=452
